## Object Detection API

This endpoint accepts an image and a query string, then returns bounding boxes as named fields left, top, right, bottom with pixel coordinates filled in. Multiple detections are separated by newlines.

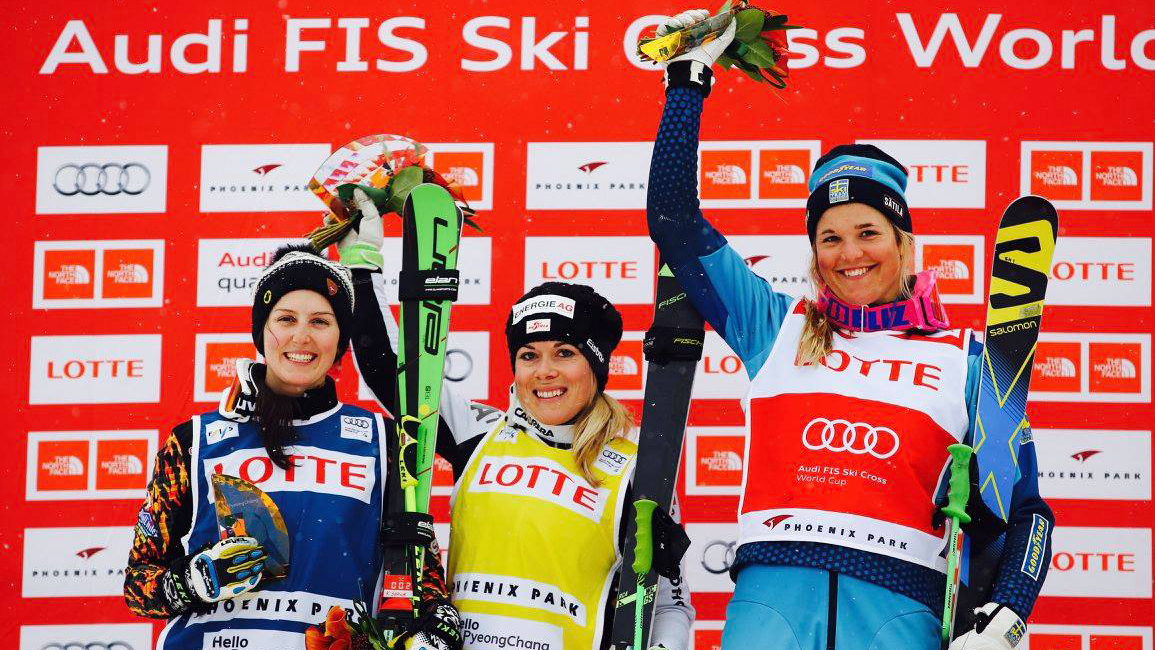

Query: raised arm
left=649, top=63, right=794, bottom=375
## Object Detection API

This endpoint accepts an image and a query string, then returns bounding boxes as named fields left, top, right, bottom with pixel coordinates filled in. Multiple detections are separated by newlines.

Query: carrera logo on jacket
left=205, top=445, right=376, bottom=503
left=471, top=456, right=608, bottom=521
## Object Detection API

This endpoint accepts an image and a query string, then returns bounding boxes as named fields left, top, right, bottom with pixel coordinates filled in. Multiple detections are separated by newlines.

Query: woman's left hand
left=948, top=603, right=1026, bottom=649
left=402, top=601, right=464, bottom=650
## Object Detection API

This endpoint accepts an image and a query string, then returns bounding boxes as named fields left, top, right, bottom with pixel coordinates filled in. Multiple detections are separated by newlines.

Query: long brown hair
left=796, top=227, right=917, bottom=366
left=254, top=374, right=300, bottom=470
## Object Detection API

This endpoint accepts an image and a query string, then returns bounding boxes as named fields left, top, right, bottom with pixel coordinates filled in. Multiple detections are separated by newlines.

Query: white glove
left=948, top=603, right=1027, bottom=650
left=337, top=187, right=385, bottom=270
left=658, top=9, right=736, bottom=68
left=185, top=536, right=266, bottom=603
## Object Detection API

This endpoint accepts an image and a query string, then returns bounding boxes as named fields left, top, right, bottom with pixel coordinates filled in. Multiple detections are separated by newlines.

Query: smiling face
left=261, top=289, right=340, bottom=396
left=513, top=341, right=597, bottom=427
left=813, top=203, right=906, bottom=306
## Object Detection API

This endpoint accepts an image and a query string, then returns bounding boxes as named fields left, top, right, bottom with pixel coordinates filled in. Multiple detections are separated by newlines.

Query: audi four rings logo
left=701, top=539, right=736, bottom=574
left=40, top=644, right=133, bottom=650
left=443, top=348, right=473, bottom=383
left=802, top=418, right=900, bottom=459
left=53, top=163, right=151, bottom=196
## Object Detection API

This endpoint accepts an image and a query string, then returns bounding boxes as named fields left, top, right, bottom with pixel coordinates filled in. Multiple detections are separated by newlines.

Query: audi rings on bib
left=802, top=418, right=900, bottom=460
left=53, top=163, right=150, bottom=196
left=700, top=539, right=736, bottom=575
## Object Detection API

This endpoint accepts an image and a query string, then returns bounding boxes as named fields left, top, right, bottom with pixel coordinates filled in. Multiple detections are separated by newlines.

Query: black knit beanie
left=504, top=282, right=623, bottom=392
left=251, top=244, right=355, bottom=361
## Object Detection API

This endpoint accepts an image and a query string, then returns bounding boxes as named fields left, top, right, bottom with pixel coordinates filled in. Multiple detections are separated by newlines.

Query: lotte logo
left=802, top=418, right=900, bottom=459
left=540, top=259, right=638, bottom=280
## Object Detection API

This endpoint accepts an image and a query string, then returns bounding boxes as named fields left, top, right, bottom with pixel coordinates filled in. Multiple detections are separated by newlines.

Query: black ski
left=608, top=261, right=705, bottom=650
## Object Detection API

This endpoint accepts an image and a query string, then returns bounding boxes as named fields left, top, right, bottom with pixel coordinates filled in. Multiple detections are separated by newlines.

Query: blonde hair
left=796, top=227, right=917, bottom=366
left=571, top=392, right=635, bottom=486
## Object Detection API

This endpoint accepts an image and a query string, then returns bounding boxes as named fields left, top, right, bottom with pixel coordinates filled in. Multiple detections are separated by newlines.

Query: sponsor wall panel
left=22, top=526, right=136, bottom=597
left=1027, top=625, right=1152, bottom=650
left=523, top=235, right=655, bottom=305
left=604, top=330, right=646, bottom=399
left=685, top=426, right=748, bottom=496
left=28, top=334, right=162, bottom=405
left=197, top=237, right=312, bottom=306
left=35, top=145, right=167, bottom=215
left=1040, top=527, right=1152, bottom=599
left=199, top=143, right=331, bottom=212
left=697, top=140, right=821, bottom=209
left=426, top=142, right=495, bottom=211
left=1030, top=333, right=1150, bottom=403
left=194, top=332, right=260, bottom=403
left=20, top=623, right=154, bottom=650
left=26, top=430, right=157, bottom=501
left=1022, top=142, right=1153, bottom=211
left=33, top=239, right=165, bottom=309
left=1047, top=237, right=1152, bottom=307
left=692, top=620, right=725, bottom=650
left=1034, top=429, right=1151, bottom=501
left=917, top=235, right=985, bottom=304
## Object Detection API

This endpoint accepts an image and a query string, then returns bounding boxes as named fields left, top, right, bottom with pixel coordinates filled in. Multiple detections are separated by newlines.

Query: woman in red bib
left=645, top=9, right=1054, bottom=650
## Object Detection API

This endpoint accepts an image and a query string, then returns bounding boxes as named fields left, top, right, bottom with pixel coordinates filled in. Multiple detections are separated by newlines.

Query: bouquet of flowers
left=306, top=603, right=394, bottom=650
left=637, top=0, right=800, bottom=88
left=305, top=134, right=480, bottom=251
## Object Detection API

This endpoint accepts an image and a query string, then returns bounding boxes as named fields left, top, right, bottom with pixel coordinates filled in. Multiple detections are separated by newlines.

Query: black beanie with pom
left=251, top=244, right=355, bottom=361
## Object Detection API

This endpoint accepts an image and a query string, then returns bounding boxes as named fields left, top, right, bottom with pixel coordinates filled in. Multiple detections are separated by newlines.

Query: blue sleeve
left=647, top=85, right=793, bottom=377
left=963, top=337, right=1055, bottom=620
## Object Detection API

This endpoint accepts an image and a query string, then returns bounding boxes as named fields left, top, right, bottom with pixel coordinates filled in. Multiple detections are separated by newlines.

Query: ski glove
left=336, top=187, right=386, bottom=270
left=400, top=600, right=464, bottom=650
left=948, top=603, right=1027, bottom=650
left=658, top=9, right=736, bottom=67
left=163, top=536, right=266, bottom=609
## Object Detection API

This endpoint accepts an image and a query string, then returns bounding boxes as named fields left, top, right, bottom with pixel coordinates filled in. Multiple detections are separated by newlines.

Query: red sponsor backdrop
left=5, top=0, right=1154, bottom=645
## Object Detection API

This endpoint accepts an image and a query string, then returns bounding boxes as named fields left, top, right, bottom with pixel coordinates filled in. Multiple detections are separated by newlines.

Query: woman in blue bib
left=644, top=10, right=1055, bottom=650
left=125, top=245, right=462, bottom=650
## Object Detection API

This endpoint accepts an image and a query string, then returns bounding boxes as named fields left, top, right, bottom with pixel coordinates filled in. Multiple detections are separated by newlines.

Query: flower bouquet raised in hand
left=305, top=134, right=480, bottom=252
left=637, top=0, right=801, bottom=88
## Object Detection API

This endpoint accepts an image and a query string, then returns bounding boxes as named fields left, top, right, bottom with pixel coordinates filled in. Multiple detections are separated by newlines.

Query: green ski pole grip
left=941, top=444, right=973, bottom=524
left=631, top=499, right=659, bottom=575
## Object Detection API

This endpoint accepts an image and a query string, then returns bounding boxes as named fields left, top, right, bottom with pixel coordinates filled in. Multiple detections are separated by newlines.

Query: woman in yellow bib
left=339, top=193, right=695, bottom=650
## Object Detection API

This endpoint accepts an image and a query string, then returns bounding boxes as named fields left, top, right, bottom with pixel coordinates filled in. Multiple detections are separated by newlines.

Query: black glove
left=396, top=600, right=464, bottom=650
left=650, top=506, right=691, bottom=580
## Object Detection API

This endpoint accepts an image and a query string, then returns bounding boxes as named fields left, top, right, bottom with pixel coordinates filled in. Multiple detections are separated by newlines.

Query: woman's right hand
left=336, top=187, right=386, bottom=270
left=658, top=8, right=737, bottom=68
left=184, top=535, right=267, bottom=603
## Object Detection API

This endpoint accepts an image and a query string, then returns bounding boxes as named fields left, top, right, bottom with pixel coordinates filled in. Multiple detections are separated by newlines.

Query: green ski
left=378, top=183, right=462, bottom=637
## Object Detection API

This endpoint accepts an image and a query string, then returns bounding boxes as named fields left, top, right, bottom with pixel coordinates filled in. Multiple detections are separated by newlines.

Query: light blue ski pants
left=721, top=565, right=939, bottom=650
